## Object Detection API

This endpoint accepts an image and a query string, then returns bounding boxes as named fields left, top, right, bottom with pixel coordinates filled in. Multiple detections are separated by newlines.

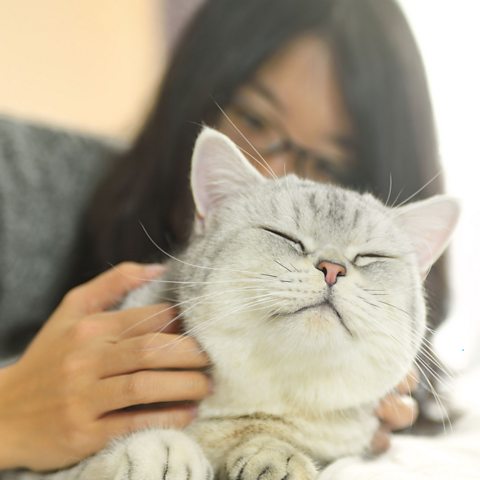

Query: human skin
left=216, top=34, right=356, bottom=184
left=216, top=33, right=420, bottom=450
left=0, top=263, right=210, bottom=471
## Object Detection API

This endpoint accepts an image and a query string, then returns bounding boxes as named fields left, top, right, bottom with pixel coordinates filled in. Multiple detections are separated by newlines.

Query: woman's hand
left=371, top=370, right=419, bottom=453
left=0, top=263, right=210, bottom=472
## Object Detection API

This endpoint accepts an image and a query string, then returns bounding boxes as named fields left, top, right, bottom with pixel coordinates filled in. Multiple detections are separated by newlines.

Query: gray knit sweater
left=0, top=115, right=121, bottom=359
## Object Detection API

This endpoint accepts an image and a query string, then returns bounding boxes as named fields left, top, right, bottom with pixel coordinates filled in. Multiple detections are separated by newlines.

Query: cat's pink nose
left=317, top=260, right=346, bottom=286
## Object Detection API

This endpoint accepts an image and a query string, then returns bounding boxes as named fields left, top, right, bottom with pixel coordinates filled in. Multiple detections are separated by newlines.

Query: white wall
left=0, top=0, right=164, bottom=139
left=398, top=0, right=480, bottom=370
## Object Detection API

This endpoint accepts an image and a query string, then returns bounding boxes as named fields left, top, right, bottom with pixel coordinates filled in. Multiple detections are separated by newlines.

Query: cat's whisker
left=148, top=277, right=278, bottom=286
left=163, top=297, right=282, bottom=351
left=412, top=358, right=453, bottom=433
left=415, top=355, right=453, bottom=394
left=363, top=285, right=419, bottom=294
left=274, top=259, right=293, bottom=273
left=419, top=338, right=455, bottom=375
left=126, top=285, right=273, bottom=342
left=261, top=273, right=279, bottom=279
left=212, top=99, right=278, bottom=180
left=414, top=355, right=451, bottom=392
left=354, top=300, right=454, bottom=428
left=139, top=223, right=264, bottom=277
left=393, top=170, right=443, bottom=209
left=417, top=341, right=454, bottom=376
left=391, top=187, right=405, bottom=210
left=356, top=295, right=381, bottom=310
left=355, top=318, right=442, bottom=425
left=373, top=300, right=413, bottom=318
left=236, top=144, right=278, bottom=180
left=385, top=172, right=394, bottom=208
left=372, top=322, right=453, bottom=395
left=352, top=300, right=418, bottom=355
left=417, top=357, right=453, bottom=386
left=417, top=346, right=454, bottom=387
left=352, top=304, right=406, bottom=342
left=144, top=298, right=277, bottom=352
left=360, top=293, right=454, bottom=385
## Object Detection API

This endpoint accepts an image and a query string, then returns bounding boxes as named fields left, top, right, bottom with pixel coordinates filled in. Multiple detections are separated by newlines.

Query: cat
left=9, top=127, right=459, bottom=480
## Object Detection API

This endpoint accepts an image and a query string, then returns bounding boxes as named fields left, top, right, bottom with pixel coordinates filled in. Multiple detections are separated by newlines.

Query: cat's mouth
left=289, top=300, right=353, bottom=337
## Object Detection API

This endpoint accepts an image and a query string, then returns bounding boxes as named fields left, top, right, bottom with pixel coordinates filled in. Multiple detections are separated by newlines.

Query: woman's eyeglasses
left=226, top=102, right=357, bottom=185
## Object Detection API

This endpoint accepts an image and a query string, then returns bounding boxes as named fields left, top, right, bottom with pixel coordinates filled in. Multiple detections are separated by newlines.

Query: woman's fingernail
left=400, top=395, right=419, bottom=415
left=144, top=264, right=166, bottom=277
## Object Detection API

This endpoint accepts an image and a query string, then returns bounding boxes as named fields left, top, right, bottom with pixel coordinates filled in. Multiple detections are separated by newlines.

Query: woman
left=0, top=0, right=444, bottom=472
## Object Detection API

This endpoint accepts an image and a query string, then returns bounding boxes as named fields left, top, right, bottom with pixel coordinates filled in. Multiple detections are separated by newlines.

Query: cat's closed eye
left=260, top=226, right=306, bottom=254
left=353, top=253, right=395, bottom=267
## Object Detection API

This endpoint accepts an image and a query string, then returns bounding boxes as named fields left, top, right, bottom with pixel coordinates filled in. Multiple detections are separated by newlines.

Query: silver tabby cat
left=11, top=128, right=459, bottom=480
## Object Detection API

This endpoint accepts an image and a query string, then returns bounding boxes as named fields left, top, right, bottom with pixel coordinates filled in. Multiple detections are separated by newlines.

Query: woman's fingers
left=376, top=394, right=419, bottom=430
left=95, top=370, right=211, bottom=414
left=371, top=369, right=420, bottom=454
left=98, top=304, right=181, bottom=340
left=396, top=368, right=419, bottom=395
left=61, top=262, right=165, bottom=316
left=98, top=333, right=210, bottom=377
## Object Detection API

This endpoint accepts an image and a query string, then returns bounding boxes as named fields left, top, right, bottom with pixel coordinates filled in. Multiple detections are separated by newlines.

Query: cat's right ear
left=191, top=127, right=265, bottom=225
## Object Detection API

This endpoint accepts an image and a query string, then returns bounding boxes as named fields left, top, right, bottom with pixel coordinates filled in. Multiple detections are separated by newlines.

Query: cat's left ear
left=191, top=127, right=266, bottom=222
left=394, top=195, right=460, bottom=278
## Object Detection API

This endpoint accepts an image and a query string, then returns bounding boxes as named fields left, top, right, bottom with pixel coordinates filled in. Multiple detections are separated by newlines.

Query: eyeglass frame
left=227, top=102, right=359, bottom=185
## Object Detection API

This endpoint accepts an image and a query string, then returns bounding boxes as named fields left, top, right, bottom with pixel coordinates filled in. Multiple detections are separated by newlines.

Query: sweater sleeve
left=0, top=114, right=122, bottom=359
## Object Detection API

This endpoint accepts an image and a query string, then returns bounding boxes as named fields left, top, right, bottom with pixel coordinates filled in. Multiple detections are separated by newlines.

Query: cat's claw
left=225, top=437, right=318, bottom=480
left=77, top=429, right=212, bottom=480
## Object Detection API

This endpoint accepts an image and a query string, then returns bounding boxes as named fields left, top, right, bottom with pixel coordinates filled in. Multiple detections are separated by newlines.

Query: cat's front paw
left=80, top=429, right=212, bottom=480
left=224, top=436, right=317, bottom=480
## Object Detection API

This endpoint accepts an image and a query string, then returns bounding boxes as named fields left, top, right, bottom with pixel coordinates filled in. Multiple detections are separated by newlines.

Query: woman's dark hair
left=80, top=0, right=448, bottom=337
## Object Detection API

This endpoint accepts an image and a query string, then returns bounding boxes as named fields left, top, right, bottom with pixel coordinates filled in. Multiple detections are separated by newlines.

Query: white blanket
left=320, top=367, right=480, bottom=479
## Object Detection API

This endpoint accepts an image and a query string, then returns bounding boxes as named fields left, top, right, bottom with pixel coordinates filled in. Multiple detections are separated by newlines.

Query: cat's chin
left=283, top=302, right=353, bottom=341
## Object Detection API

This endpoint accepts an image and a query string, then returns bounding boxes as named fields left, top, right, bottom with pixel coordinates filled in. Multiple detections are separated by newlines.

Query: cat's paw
left=80, top=429, right=212, bottom=480
left=224, top=436, right=317, bottom=480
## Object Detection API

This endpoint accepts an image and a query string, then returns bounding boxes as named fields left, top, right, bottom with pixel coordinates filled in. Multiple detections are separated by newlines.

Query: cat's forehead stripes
left=261, top=178, right=380, bottom=240
left=352, top=209, right=361, bottom=229
left=212, top=175, right=391, bottom=257
left=326, top=189, right=347, bottom=224
left=308, top=192, right=320, bottom=216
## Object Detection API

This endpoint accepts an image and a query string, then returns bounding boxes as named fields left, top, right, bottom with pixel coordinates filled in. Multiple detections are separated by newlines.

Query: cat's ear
left=394, top=195, right=460, bottom=278
left=191, top=127, right=266, bottom=220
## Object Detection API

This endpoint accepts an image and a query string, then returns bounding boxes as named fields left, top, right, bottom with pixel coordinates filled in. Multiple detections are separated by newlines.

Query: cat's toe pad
left=226, top=437, right=317, bottom=480
left=81, top=429, right=212, bottom=480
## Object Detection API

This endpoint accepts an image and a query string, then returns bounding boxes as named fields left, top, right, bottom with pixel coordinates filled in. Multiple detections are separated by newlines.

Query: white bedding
left=320, top=366, right=480, bottom=479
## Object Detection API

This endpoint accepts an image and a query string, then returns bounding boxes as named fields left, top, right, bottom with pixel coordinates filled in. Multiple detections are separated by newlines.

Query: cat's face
left=205, top=179, right=423, bottom=350
left=177, top=128, right=459, bottom=410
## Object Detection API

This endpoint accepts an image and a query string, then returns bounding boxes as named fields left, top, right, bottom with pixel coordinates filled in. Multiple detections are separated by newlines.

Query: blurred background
left=0, top=0, right=478, bottom=372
